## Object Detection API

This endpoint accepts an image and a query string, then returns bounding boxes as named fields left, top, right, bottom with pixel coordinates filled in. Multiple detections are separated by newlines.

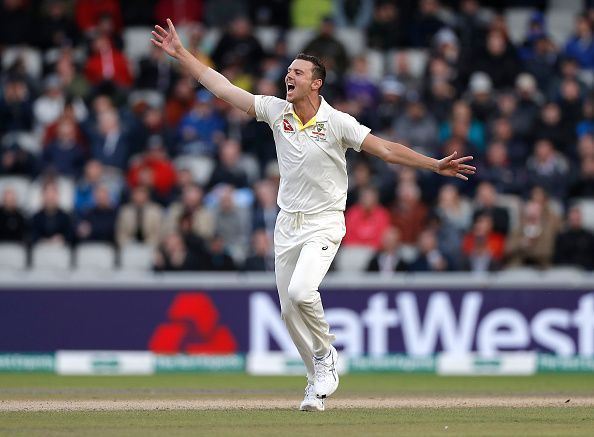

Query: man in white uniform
left=152, top=20, right=475, bottom=412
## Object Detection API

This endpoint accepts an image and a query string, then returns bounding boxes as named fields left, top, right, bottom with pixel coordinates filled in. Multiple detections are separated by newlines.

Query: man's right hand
left=151, top=18, right=185, bottom=59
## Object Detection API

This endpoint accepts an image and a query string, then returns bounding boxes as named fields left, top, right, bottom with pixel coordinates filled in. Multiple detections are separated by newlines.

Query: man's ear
left=311, top=79, right=322, bottom=91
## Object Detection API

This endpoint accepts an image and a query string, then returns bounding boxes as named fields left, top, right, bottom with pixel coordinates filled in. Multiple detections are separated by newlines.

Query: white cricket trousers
left=274, top=209, right=345, bottom=382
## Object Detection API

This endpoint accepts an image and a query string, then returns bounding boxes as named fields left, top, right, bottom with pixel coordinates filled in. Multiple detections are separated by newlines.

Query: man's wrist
left=430, top=158, right=440, bottom=173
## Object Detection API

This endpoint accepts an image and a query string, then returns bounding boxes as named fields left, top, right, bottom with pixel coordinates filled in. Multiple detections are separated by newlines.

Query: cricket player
left=152, top=19, right=475, bottom=412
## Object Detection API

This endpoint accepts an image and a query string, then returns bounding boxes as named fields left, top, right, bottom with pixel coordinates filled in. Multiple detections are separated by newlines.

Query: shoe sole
left=300, top=403, right=325, bottom=412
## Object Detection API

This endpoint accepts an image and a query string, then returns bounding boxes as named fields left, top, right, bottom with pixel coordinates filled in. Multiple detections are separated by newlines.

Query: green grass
left=1, top=373, right=593, bottom=399
left=1, top=408, right=593, bottom=437
left=0, top=374, right=593, bottom=436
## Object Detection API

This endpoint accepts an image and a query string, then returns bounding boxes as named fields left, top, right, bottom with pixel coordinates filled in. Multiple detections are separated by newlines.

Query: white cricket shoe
left=299, top=382, right=325, bottom=412
left=313, top=345, right=339, bottom=399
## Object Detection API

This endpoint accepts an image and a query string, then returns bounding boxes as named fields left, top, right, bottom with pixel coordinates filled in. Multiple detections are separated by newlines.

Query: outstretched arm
left=151, top=19, right=256, bottom=116
left=361, top=134, right=476, bottom=180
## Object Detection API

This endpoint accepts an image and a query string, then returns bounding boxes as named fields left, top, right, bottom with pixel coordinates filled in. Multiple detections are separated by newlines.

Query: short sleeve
left=255, top=95, right=287, bottom=127
left=332, top=111, right=371, bottom=152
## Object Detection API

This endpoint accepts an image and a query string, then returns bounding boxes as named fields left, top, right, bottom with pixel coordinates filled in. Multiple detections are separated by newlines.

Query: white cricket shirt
left=255, top=95, right=371, bottom=214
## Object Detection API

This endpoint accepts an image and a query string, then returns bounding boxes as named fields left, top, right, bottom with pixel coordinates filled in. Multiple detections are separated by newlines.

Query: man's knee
left=287, top=278, right=315, bottom=307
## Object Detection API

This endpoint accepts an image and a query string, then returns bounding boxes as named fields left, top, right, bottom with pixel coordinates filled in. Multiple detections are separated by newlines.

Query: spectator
left=252, top=179, right=279, bottom=237
left=490, top=116, right=529, bottom=165
left=0, top=143, right=36, bottom=177
left=564, top=14, right=594, bottom=70
left=203, top=233, right=236, bottom=271
left=135, top=45, right=179, bottom=95
left=177, top=89, right=226, bottom=156
left=467, top=72, right=497, bottom=126
left=504, top=200, right=559, bottom=269
left=127, top=135, right=177, bottom=201
left=554, top=205, right=594, bottom=269
left=529, top=102, right=573, bottom=157
left=38, top=0, right=80, bottom=49
left=90, top=110, right=130, bottom=170
left=76, top=184, right=117, bottom=243
left=526, top=139, right=570, bottom=200
left=84, top=35, right=133, bottom=88
left=154, top=0, right=202, bottom=26
left=165, top=183, right=215, bottom=240
left=208, top=138, right=250, bottom=189
left=211, top=16, right=264, bottom=75
left=302, top=16, right=349, bottom=76
left=333, top=0, right=373, bottom=29
left=439, top=100, right=485, bottom=153
left=30, top=182, right=73, bottom=245
left=568, top=155, right=594, bottom=199
left=212, top=185, right=250, bottom=263
left=472, top=181, right=510, bottom=235
left=461, top=215, right=502, bottom=273
left=376, top=77, right=406, bottom=131
left=393, top=92, right=439, bottom=157
left=165, top=77, right=196, bottom=129
left=177, top=211, right=210, bottom=267
left=250, top=0, right=290, bottom=28
left=0, top=78, right=34, bottom=136
left=75, top=0, right=123, bottom=34
left=577, top=99, right=594, bottom=139
left=523, top=33, right=558, bottom=93
left=474, top=30, right=519, bottom=89
left=243, top=229, right=274, bottom=271
left=0, top=188, right=27, bottom=242
left=367, top=1, right=406, bottom=50
left=344, top=56, right=379, bottom=110
left=153, top=231, right=199, bottom=272
left=116, top=185, right=163, bottom=247
left=74, top=159, right=122, bottom=213
left=409, top=0, right=445, bottom=48
left=432, top=184, right=472, bottom=268
left=0, top=0, right=34, bottom=45
left=121, top=0, right=158, bottom=27
left=390, top=182, right=428, bottom=245
left=410, top=229, right=448, bottom=272
left=343, top=186, right=390, bottom=249
left=455, top=0, right=489, bottom=58
left=462, top=213, right=505, bottom=263
left=367, top=226, right=410, bottom=273
left=204, top=0, right=248, bottom=27
left=42, top=118, right=87, bottom=178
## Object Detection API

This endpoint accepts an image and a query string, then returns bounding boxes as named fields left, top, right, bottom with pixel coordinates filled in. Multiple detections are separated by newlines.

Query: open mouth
left=287, top=84, right=295, bottom=92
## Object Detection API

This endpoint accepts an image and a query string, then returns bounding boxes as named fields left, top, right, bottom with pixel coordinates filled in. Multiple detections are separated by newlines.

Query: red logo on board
left=283, top=119, right=294, bottom=132
left=149, top=292, right=237, bottom=354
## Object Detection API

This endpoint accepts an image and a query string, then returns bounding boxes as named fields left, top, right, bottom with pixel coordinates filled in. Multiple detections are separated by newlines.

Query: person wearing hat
left=151, top=19, right=475, bottom=412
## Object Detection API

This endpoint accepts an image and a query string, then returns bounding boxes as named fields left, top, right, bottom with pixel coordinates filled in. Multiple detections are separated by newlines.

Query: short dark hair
left=295, top=53, right=326, bottom=88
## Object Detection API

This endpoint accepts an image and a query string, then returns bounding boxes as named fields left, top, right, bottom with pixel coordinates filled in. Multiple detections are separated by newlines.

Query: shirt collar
left=283, top=95, right=330, bottom=130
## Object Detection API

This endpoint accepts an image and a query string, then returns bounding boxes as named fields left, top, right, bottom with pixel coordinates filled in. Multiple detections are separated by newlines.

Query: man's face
left=285, top=59, right=319, bottom=103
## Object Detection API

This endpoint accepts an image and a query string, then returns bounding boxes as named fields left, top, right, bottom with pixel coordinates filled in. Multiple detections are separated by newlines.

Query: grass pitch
left=0, top=374, right=593, bottom=436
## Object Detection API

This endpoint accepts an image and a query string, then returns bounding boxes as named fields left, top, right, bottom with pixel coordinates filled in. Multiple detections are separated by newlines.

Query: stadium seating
left=74, top=243, right=116, bottom=271
left=31, top=243, right=71, bottom=271
left=335, top=246, right=375, bottom=272
left=0, top=243, right=27, bottom=270
left=173, top=155, right=215, bottom=186
left=26, top=176, right=75, bottom=214
left=119, top=243, right=155, bottom=271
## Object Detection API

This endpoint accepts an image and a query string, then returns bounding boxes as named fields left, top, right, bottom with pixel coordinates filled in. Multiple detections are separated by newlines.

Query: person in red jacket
left=343, top=186, right=390, bottom=249
left=84, top=35, right=133, bottom=88
left=75, top=0, right=122, bottom=34
left=127, top=135, right=177, bottom=200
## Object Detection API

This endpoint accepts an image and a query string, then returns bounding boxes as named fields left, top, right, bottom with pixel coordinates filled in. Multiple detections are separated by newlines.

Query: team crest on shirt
left=311, top=122, right=327, bottom=142
left=282, top=119, right=294, bottom=132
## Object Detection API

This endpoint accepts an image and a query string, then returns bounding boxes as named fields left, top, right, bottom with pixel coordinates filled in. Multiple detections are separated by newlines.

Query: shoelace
left=304, top=383, right=316, bottom=400
left=313, top=356, right=333, bottom=383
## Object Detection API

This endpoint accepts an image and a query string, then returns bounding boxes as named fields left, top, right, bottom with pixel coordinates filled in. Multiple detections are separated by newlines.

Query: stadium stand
left=0, top=0, right=593, bottom=275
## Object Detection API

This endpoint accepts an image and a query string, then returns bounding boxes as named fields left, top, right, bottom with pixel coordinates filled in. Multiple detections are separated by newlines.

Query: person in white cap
left=151, top=19, right=476, bottom=412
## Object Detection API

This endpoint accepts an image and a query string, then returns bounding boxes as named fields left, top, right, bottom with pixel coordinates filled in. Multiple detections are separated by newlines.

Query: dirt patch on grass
left=2, top=397, right=593, bottom=412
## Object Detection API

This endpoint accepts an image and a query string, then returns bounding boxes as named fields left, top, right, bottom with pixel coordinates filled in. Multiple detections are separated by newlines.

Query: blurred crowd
left=1, top=0, right=594, bottom=273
